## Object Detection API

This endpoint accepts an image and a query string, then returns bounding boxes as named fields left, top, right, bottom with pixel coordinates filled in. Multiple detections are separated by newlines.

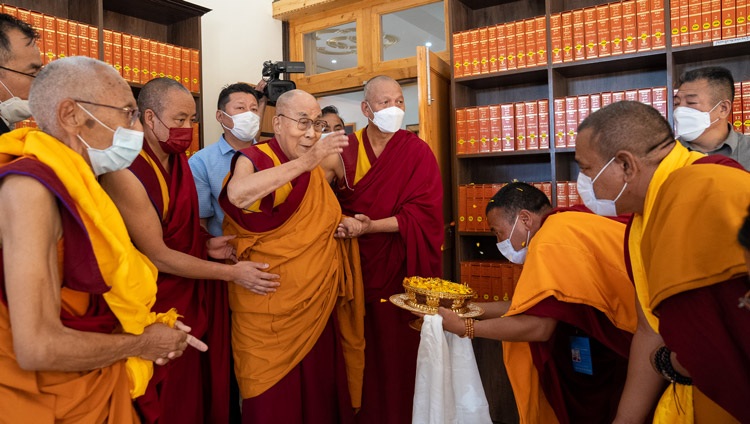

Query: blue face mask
left=495, top=214, right=529, bottom=264
left=76, top=103, right=144, bottom=176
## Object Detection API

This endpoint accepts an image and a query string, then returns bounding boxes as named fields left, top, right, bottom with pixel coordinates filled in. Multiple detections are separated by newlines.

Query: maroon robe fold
left=129, top=144, right=231, bottom=424
left=335, top=128, right=443, bottom=424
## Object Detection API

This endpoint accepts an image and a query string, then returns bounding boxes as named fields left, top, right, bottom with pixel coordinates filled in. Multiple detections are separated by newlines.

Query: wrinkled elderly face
left=76, top=73, right=141, bottom=150
left=363, top=79, right=405, bottom=118
left=487, top=207, right=528, bottom=250
left=274, top=93, right=325, bottom=160
left=0, top=28, right=43, bottom=100
left=148, top=87, right=196, bottom=144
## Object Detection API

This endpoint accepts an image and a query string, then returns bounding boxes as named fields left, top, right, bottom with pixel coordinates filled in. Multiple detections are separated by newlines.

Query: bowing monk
left=0, top=57, right=202, bottom=422
left=100, top=78, right=277, bottom=423
left=574, top=100, right=750, bottom=423
left=322, top=75, right=443, bottom=424
left=440, top=182, right=636, bottom=424
left=220, top=89, right=365, bottom=423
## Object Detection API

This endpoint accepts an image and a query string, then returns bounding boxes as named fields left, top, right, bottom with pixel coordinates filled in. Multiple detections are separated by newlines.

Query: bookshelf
left=448, top=0, right=750, bottom=421
left=2, top=0, right=209, bottom=151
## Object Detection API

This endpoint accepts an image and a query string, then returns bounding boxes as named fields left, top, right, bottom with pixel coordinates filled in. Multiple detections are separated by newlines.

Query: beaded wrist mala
left=462, top=318, right=475, bottom=339
left=653, top=346, right=692, bottom=386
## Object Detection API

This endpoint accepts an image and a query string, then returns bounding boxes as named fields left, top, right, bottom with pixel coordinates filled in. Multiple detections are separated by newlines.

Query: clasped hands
left=207, top=235, right=281, bottom=295
left=335, top=214, right=372, bottom=239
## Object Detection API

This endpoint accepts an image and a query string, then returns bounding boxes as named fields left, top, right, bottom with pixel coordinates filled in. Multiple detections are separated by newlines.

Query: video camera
left=262, top=60, right=306, bottom=106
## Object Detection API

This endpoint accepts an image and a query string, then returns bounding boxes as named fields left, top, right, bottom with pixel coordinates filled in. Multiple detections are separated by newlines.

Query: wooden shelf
left=457, top=149, right=550, bottom=158
left=102, top=0, right=208, bottom=25
left=455, top=67, right=548, bottom=89
left=672, top=38, right=750, bottom=64
left=551, top=50, right=667, bottom=78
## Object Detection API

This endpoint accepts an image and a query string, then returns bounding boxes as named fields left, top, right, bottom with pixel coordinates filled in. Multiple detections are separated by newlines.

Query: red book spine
left=466, top=107, right=479, bottom=154
left=489, top=105, right=502, bottom=152
left=479, top=105, right=491, bottom=153
left=610, top=2, right=625, bottom=55
left=501, top=104, right=515, bottom=151
left=456, top=108, right=467, bottom=155
left=515, top=102, right=527, bottom=151
left=636, top=0, right=652, bottom=51
left=525, top=101, right=539, bottom=149
left=584, top=7, right=599, bottom=59
left=551, top=13, right=563, bottom=63
left=539, top=99, right=550, bottom=149
left=597, top=5, right=611, bottom=57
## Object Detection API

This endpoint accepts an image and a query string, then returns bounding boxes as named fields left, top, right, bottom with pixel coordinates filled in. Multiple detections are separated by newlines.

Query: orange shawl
left=502, top=212, right=636, bottom=424
left=223, top=166, right=365, bottom=406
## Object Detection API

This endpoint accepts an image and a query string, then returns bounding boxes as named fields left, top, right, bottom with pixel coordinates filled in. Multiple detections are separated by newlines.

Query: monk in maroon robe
left=324, top=76, right=443, bottom=424
left=102, top=78, right=279, bottom=423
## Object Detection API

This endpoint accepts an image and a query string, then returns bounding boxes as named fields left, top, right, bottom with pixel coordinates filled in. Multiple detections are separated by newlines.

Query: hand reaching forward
left=139, top=320, right=208, bottom=366
left=304, top=130, right=348, bottom=170
left=231, top=261, right=281, bottom=295
left=335, top=214, right=372, bottom=238
left=206, top=235, right=238, bottom=262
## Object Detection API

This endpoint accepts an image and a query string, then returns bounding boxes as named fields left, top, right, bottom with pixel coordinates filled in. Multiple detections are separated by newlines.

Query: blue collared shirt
left=188, top=135, right=240, bottom=236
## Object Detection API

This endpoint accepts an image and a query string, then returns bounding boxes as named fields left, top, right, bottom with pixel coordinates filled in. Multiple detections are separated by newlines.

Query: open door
left=416, top=46, right=453, bottom=280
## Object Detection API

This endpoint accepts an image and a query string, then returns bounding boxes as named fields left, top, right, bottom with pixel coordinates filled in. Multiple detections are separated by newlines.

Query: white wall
left=191, top=0, right=283, bottom=145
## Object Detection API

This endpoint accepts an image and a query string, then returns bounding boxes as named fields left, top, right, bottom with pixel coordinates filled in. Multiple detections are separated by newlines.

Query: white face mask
left=367, top=103, right=404, bottom=133
left=495, top=214, right=530, bottom=264
left=221, top=110, right=260, bottom=142
left=576, top=157, right=628, bottom=217
left=318, top=131, right=332, bottom=141
left=0, top=79, right=32, bottom=124
left=76, top=103, right=144, bottom=176
left=673, top=102, right=721, bottom=142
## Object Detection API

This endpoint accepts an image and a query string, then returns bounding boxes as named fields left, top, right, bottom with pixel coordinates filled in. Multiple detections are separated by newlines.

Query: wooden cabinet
left=2, top=0, right=209, bottom=147
left=448, top=0, right=750, bottom=421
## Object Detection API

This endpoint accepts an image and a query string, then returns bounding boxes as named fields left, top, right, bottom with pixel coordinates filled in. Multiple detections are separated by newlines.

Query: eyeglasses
left=278, top=114, right=328, bottom=133
left=74, top=99, right=141, bottom=128
left=0, top=65, right=41, bottom=79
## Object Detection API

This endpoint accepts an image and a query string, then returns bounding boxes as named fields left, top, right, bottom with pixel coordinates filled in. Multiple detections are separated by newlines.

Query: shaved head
left=577, top=100, right=674, bottom=163
left=138, top=77, right=191, bottom=118
left=363, top=75, right=400, bottom=102
left=275, top=89, right=311, bottom=117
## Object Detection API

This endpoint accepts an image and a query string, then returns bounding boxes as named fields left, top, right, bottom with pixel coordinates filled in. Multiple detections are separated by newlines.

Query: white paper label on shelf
left=713, top=36, right=750, bottom=47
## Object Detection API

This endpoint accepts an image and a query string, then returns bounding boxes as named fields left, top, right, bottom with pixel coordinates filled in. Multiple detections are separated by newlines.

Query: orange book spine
left=456, top=108, right=467, bottom=155
left=470, top=29, right=480, bottom=76
left=453, top=32, right=463, bottom=78
left=652, top=0, right=666, bottom=48
left=43, top=15, right=56, bottom=64
left=743, top=81, right=750, bottom=133
left=680, top=0, right=690, bottom=44
left=479, top=27, right=490, bottom=74
left=132, top=36, right=142, bottom=83
left=689, top=0, right=703, bottom=44
left=584, top=7, right=599, bottom=59
left=490, top=263, right=502, bottom=302
left=538, top=99, right=550, bottom=149
left=701, top=0, right=713, bottom=42
left=88, top=25, right=99, bottom=59
left=480, top=262, right=492, bottom=302
left=541, top=182, right=552, bottom=203
left=29, top=12, right=43, bottom=56
left=652, top=87, right=668, bottom=118
left=488, top=26, right=498, bottom=73
left=710, top=0, right=721, bottom=40
left=501, top=103, right=515, bottom=151
left=460, top=261, right=471, bottom=287
left=573, top=9, right=586, bottom=60
left=2, top=5, right=18, bottom=17
left=722, top=0, right=736, bottom=39
left=112, top=31, right=122, bottom=76
left=501, top=264, right=513, bottom=301
left=458, top=185, right=467, bottom=231
left=147, top=40, right=157, bottom=80
left=551, top=13, right=563, bottom=63
left=482, top=184, right=494, bottom=231
left=562, top=11, right=574, bottom=62
left=77, top=24, right=89, bottom=59
left=166, top=44, right=175, bottom=80
left=56, top=18, right=68, bottom=60
left=103, top=29, right=113, bottom=68
left=466, top=107, right=479, bottom=154
left=140, top=39, right=150, bottom=83
left=506, top=22, right=517, bottom=70
left=158, top=42, right=167, bottom=79
left=525, top=18, right=536, bottom=68
left=489, top=105, right=502, bottom=152
left=536, top=16, right=547, bottom=66
left=636, top=0, right=652, bottom=51
left=733, top=82, right=744, bottom=132
left=610, top=2, right=624, bottom=55
left=556, top=181, right=569, bottom=207
left=173, top=48, right=183, bottom=84
left=737, top=0, right=747, bottom=37
left=515, top=20, right=526, bottom=69
left=478, top=105, right=491, bottom=153
left=623, top=0, right=638, bottom=53
left=525, top=101, right=539, bottom=149
left=188, top=122, right=200, bottom=157
left=122, top=34, right=132, bottom=82
left=497, top=24, right=508, bottom=72
left=514, top=102, right=527, bottom=151
left=565, top=96, right=578, bottom=147
left=578, top=94, right=591, bottom=126
left=461, top=31, right=470, bottom=76
left=554, top=98, right=566, bottom=148
left=597, top=5, right=611, bottom=57
left=181, top=46, right=191, bottom=89
left=67, top=21, right=78, bottom=57
left=568, top=181, right=580, bottom=206
left=467, top=185, right=478, bottom=232
left=671, top=0, right=682, bottom=46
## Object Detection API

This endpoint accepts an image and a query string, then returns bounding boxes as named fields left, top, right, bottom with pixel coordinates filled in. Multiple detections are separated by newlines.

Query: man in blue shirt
left=189, top=82, right=266, bottom=236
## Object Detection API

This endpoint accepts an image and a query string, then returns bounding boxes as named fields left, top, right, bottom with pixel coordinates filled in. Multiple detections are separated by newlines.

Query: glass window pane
left=303, top=22, right=358, bottom=75
left=380, top=1, right=445, bottom=62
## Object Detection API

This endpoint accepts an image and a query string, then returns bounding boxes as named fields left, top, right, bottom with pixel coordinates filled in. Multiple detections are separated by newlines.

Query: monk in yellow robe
left=0, top=57, right=202, bottom=422
left=575, top=100, right=750, bottom=423
left=219, top=89, right=365, bottom=423
left=440, top=182, right=636, bottom=424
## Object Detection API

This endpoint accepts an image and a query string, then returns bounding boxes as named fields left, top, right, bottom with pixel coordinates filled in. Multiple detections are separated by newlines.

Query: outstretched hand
left=231, top=261, right=281, bottom=295
left=335, top=214, right=372, bottom=238
left=206, top=235, right=238, bottom=262
left=306, top=130, right=348, bottom=170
